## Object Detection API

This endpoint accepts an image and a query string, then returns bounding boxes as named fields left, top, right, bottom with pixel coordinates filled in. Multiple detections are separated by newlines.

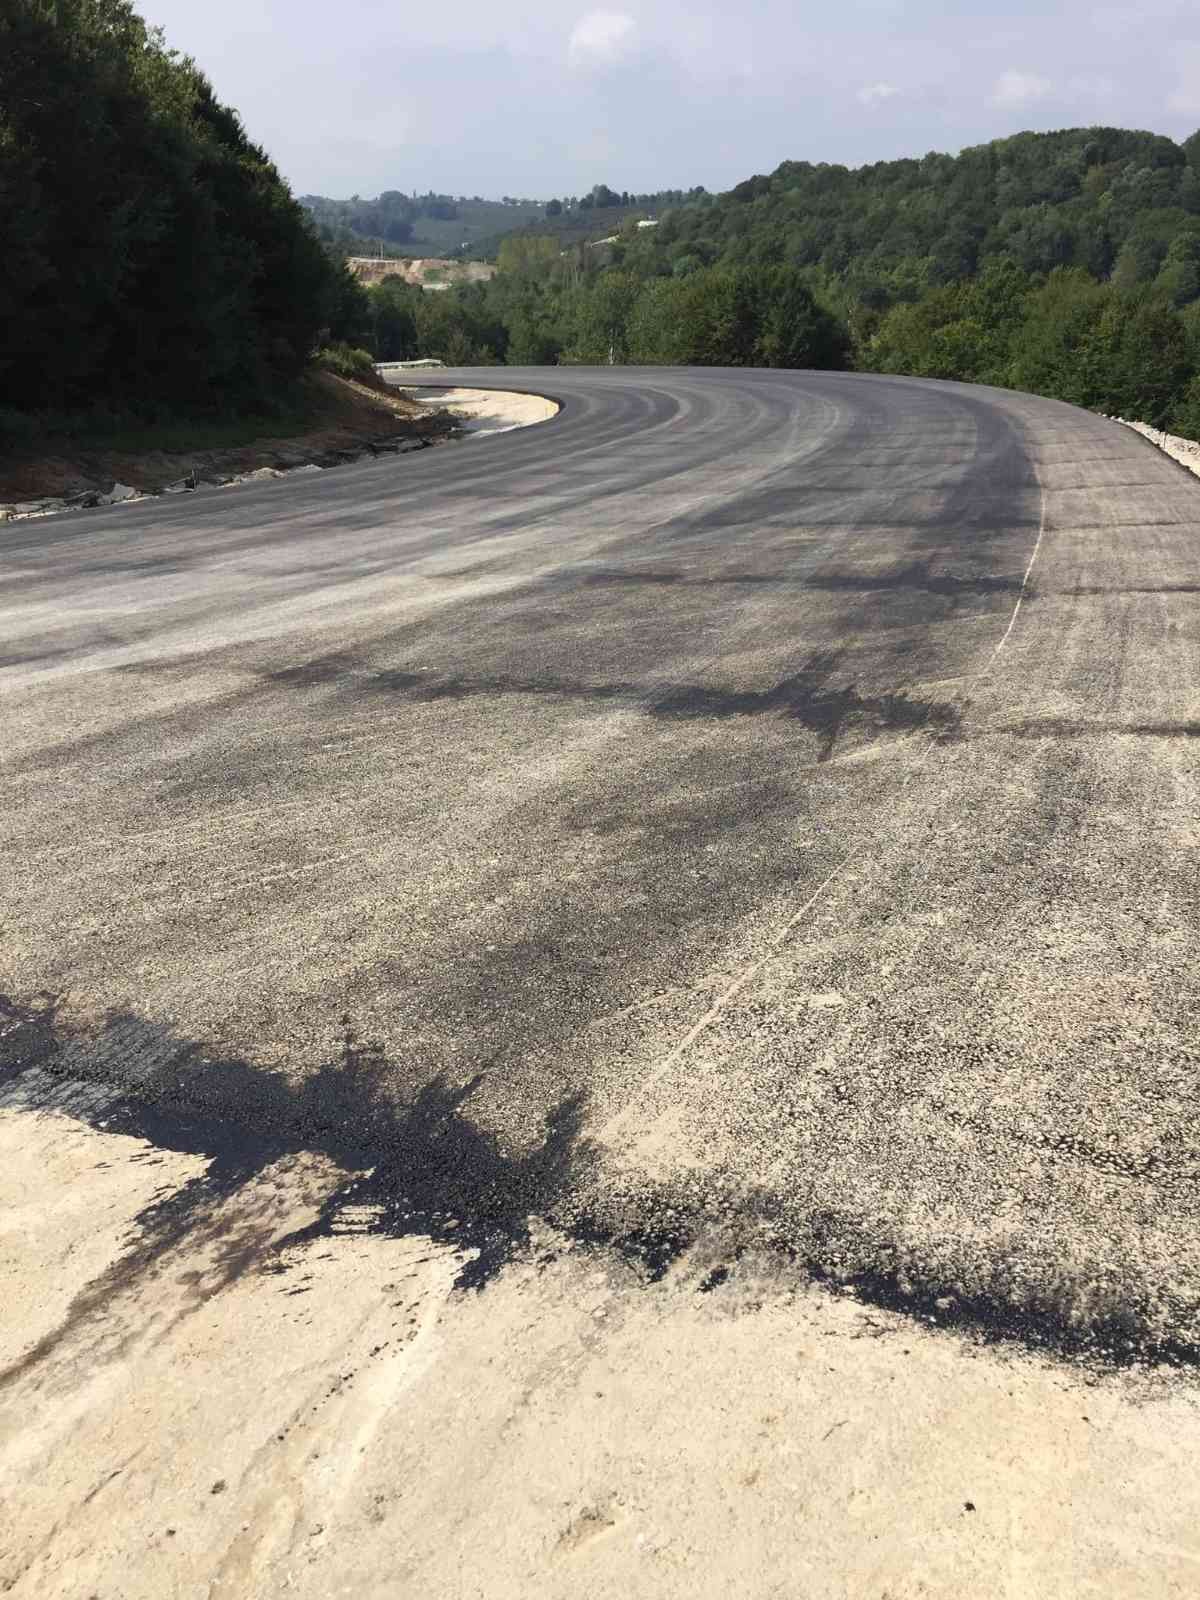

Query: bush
left=314, top=344, right=377, bottom=378
left=1169, top=374, right=1200, bottom=439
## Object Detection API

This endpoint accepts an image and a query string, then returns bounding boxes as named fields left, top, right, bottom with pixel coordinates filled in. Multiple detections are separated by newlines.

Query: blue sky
left=143, top=0, right=1200, bottom=198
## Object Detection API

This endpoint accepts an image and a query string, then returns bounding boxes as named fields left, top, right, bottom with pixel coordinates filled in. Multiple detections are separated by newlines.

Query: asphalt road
left=3, top=367, right=1199, bottom=1361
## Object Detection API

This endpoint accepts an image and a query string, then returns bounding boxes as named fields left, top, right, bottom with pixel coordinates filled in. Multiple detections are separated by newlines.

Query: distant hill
left=475, top=204, right=657, bottom=259
left=300, top=193, right=548, bottom=259
left=476, top=186, right=708, bottom=259
left=304, top=184, right=709, bottom=262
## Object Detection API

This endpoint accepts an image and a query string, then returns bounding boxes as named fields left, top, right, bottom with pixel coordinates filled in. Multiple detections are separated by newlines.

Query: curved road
left=3, top=367, right=1199, bottom=1360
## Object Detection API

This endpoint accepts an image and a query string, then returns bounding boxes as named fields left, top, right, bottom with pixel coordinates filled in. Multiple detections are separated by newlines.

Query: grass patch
left=313, top=344, right=377, bottom=380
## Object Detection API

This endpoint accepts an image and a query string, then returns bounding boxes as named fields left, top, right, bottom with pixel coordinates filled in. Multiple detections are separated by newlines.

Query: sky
left=142, top=0, right=1200, bottom=200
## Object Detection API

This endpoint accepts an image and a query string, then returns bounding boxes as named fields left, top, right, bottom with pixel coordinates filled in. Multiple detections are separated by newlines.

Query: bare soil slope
left=0, top=373, right=451, bottom=506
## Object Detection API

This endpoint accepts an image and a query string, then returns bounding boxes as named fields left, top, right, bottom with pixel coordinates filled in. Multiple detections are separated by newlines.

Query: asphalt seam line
left=991, top=476, right=1047, bottom=662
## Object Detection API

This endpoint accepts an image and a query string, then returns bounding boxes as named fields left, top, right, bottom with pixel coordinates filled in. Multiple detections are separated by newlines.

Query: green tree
left=414, top=284, right=506, bottom=364
left=743, top=266, right=852, bottom=369
left=1153, top=230, right=1200, bottom=307
left=1082, top=295, right=1193, bottom=423
left=496, top=236, right=560, bottom=278
left=0, top=0, right=352, bottom=421
left=626, top=278, right=689, bottom=362
left=1006, top=269, right=1109, bottom=405
left=564, top=271, right=641, bottom=362
left=1111, top=209, right=1193, bottom=289
left=368, top=277, right=420, bottom=360
left=1170, top=372, right=1200, bottom=437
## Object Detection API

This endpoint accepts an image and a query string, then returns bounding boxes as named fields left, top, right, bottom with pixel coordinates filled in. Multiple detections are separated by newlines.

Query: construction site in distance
left=346, top=256, right=498, bottom=291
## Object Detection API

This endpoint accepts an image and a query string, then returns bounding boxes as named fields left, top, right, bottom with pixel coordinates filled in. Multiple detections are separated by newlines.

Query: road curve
left=3, top=367, right=1199, bottom=1361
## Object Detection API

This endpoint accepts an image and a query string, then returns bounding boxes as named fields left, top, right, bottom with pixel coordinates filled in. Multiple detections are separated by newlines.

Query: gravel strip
left=1110, top=415, right=1200, bottom=478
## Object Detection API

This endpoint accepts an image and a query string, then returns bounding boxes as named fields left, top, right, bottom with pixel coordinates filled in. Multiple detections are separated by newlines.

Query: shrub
left=314, top=344, right=377, bottom=379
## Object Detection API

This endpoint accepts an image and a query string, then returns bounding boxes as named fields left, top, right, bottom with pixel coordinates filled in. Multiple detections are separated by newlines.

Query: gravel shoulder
left=1114, top=415, right=1200, bottom=479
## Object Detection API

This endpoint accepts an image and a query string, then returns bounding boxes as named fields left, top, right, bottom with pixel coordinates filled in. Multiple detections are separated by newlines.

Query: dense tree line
left=615, top=124, right=1200, bottom=428
left=542, top=184, right=709, bottom=217
left=360, top=252, right=849, bottom=371
left=862, top=260, right=1200, bottom=430
left=0, top=0, right=362, bottom=429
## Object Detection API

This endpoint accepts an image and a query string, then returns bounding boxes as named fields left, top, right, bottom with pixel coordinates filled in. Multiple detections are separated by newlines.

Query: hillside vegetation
left=641, top=129, right=1200, bottom=305
left=471, top=185, right=708, bottom=258
left=300, top=192, right=548, bottom=258
left=379, top=127, right=1200, bottom=433
left=302, top=184, right=707, bottom=262
left=0, top=0, right=365, bottom=443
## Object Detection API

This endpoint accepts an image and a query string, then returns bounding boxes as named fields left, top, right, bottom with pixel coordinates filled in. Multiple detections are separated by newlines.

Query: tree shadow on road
left=0, top=997, right=594, bottom=1390
left=261, top=645, right=963, bottom=763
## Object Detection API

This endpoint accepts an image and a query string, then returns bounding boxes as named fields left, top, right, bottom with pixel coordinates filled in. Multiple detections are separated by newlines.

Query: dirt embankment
left=346, top=256, right=497, bottom=289
left=0, top=373, right=455, bottom=518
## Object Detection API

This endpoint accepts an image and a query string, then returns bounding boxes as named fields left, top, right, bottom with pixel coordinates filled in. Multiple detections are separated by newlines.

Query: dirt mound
left=346, top=256, right=497, bottom=289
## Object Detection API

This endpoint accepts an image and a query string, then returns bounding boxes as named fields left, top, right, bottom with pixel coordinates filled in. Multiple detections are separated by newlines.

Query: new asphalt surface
left=3, top=367, right=1199, bottom=1361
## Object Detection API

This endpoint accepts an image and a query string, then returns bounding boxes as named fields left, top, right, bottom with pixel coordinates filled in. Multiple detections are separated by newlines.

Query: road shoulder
left=4, top=1094, right=1199, bottom=1599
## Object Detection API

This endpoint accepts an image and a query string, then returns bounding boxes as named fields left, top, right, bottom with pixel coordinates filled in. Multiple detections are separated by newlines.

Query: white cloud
left=856, top=81, right=900, bottom=105
left=568, top=11, right=638, bottom=71
left=991, top=69, right=1054, bottom=107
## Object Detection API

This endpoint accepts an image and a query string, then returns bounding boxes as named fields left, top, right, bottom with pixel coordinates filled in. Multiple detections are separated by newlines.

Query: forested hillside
left=634, top=129, right=1200, bottom=303
left=301, top=184, right=709, bottom=261
left=471, top=185, right=709, bottom=258
left=0, top=0, right=364, bottom=435
left=300, top=192, right=548, bottom=258
left=373, top=127, right=1200, bottom=434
